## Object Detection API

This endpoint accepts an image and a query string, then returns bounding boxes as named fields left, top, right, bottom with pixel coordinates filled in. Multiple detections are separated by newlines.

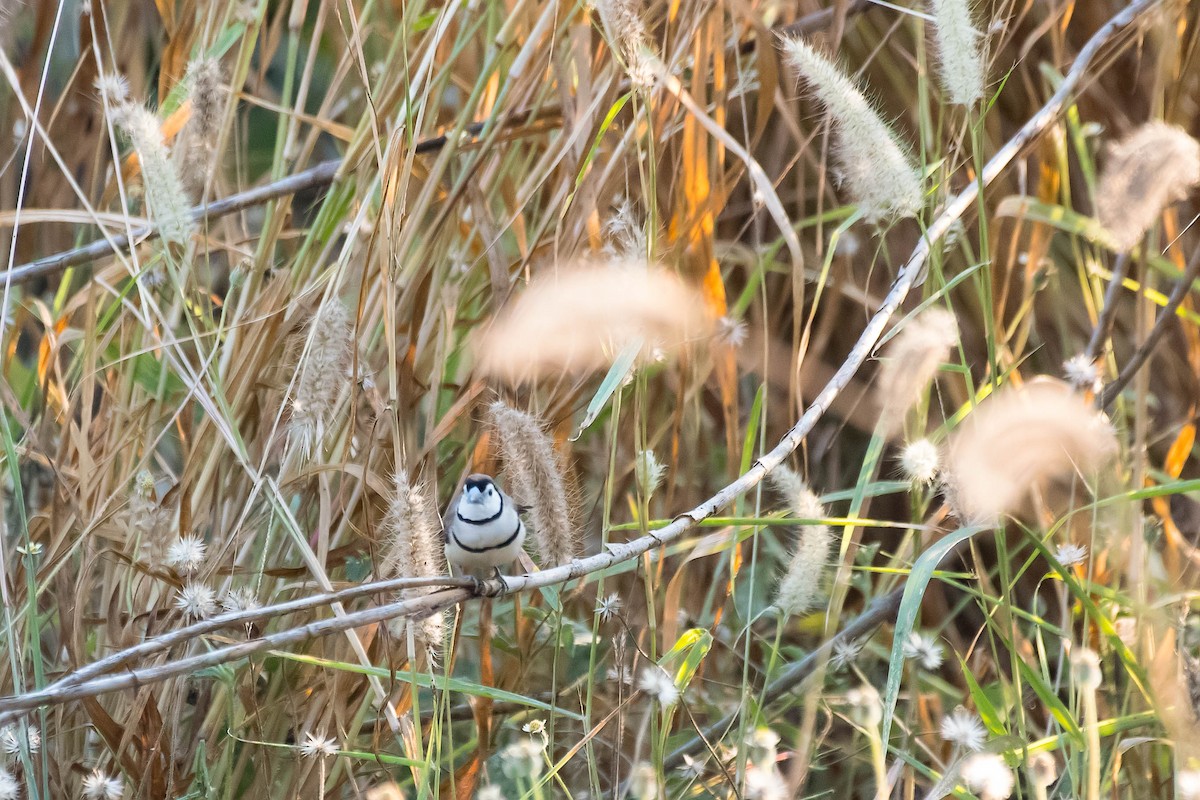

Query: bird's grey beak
left=465, top=486, right=483, bottom=504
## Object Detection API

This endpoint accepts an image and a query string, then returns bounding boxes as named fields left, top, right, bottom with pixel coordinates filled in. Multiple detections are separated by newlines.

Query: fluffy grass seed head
left=1096, top=122, right=1200, bottom=252
left=846, top=684, right=883, bottom=727
left=165, top=534, right=207, bottom=574
left=221, top=586, right=261, bottom=613
left=635, top=449, right=667, bottom=501
left=900, top=439, right=940, bottom=484
left=116, top=106, right=195, bottom=246
left=628, top=762, right=658, bottom=800
left=1027, top=752, right=1058, bottom=788
left=946, top=379, right=1117, bottom=524
left=489, top=402, right=576, bottom=567
left=82, top=769, right=124, bottom=800
left=769, top=465, right=832, bottom=617
left=1179, top=769, right=1200, bottom=800
left=0, top=767, right=15, bottom=800
left=298, top=731, right=338, bottom=758
left=94, top=73, right=131, bottom=110
left=1063, top=354, right=1102, bottom=393
left=877, top=308, right=959, bottom=431
left=593, top=0, right=655, bottom=87
left=0, top=723, right=38, bottom=755
left=781, top=36, right=923, bottom=222
left=176, top=58, right=226, bottom=196
left=929, top=0, right=986, bottom=106
left=1055, top=542, right=1088, bottom=567
left=1071, top=647, right=1103, bottom=690
left=940, top=707, right=986, bottom=751
left=289, top=300, right=354, bottom=461
left=477, top=262, right=709, bottom=382
left=902, top=631, right=944, bottom=670
left=960, top=753, right=1015, bottom=800
left=174, top=581, right=217, bottom=619
left=500, top=739, right=545, bottom=781
left=639, top=665, right=680, bottom=707
left=381, top=469, right=446, bottom=665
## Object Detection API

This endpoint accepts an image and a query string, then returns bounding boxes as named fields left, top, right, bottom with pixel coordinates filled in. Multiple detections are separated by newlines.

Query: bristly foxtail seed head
left=877, top=307, right=959, bottom=433
left=781, top=36, right=923, bottom=222
left=288, top=300, right=354, bottom=462
left=930, top=0, right=986, bottom=106
left=488, top=402, right=576, bottom=567
left=177, top=57, right=226, bottom=195
left=768, top=465, right=832, bottom=617
left=382, top=468, right=446, bottom=665
left=1096, top=122, right=1200, bottom=252
left=115, top=106, right=195, bottom=246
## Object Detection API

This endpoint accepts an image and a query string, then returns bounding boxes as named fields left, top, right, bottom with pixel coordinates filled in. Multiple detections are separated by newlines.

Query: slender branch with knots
left=0, top=0, right=1164, bottom=728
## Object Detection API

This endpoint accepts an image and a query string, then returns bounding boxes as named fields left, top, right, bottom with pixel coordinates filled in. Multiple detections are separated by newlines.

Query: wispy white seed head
left=0, top=723, right=39, bottom=755
left=846, top=684, right=883, bottom=727
left=174, top=581, right=217, bottom=619
left=902, top=631, right=944, bottom=670
left=94, top=73, right=130, bottom=109
left=960, top=753, right=1015, bottom=800
left=0, top=767, right=16, bottom=800
left=593, top=0, right=655, bottom=86
left=1063, top=354, right=1102, bottom=392
left=500, top=739, right=544, bottom=780
left=747, top=728, right=781, bottom=769
left=744, top=765, right=788, bottom=800
left=1055, top=542, right=1088, bottom=567
left=900, top=439, right=940, bottom=484
left=635, top=449, right=667, bottom=501
left=781, top=37, right=923, bottom=221
left=769, top=466, right=832, bottom=617
left=1027, top=752, right=1059, bottom=788
left=831, top=637, right=864, bottom=671
left=602, top=198, right=648, bottom=260
left=639, top=666, right=680, bottom=707
left=298, top=731, right=338, bottom=758
left=628, top=761, right=658, bottom=800
left=221, top=586, right=261, bottom=613
left=1096, top=122, right=1200, bottom=252
left=116, top=106, right=195, bottom=245
left=289, top=300, right=354, bottom=460
left=165, top=534, right=207, bottom=574
left=929, top=0, right=986, bottom=106
left=716, top=316, right=748, bottom=348
left=82, top=769, right=124, bottom=800
left=596, top=592, right=622, bottom=621
left=1071, top=647, right=1103, bottom=690
left=877, top=308, right=959, bottom=430
left=940, top=707, right=986, bottom=751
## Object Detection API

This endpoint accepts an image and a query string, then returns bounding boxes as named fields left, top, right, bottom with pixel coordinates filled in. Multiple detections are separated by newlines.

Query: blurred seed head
left=489, top=402, right=576, bottom=567
left=960, top=753, right=1015, bottom=800
left=1063, top=354, right=1102, bottom=393
left=593, top=0, right=655, bottom=87
left=769, top=466, right=832, bottom=617
left=477, top=262, right=709, bottom=382
left=846, top=684, right=883, bottom=727
left=1027, top=752, right=1058, bottom=788
left=1071, top=647, right=1103, bottom=690
left=628, top=762, right=658, bottom=800
left=176, top=58, right=226, bottom=197
left=289, top=300, right=354, bottom=461
left=638, top=665, right=680, bottom=706
left=940, top=707, right=986, bottom=751
left=876, top=308, right=958, bottom=432
left=781, top=37, right=923, bottom=222
left=382, top=469, right=446, bottom=665
left=82, top=769, right=123, bottom=800
left=945, top=379, right=1117, bottom=524
left=0, top=767, right=15, bottom=800
left=902, top=631, right=944, bottom=670
left=929, top=0, right=985, bottom=106
left=900, top=439, right=940, bottom=484
left=1096, top=122, right=1200, bottom=252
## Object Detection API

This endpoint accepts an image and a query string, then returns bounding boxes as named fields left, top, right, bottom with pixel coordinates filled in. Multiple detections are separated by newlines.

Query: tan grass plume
left=876, top=307, right=959, bottom=431
left=945, top=378, right=1117, bottom=524
left=769, top=466, right=833, bottom=617
left=289, top=299, right=354, bottom=460
left=488, top=402, right=576, bottom=567
left=477, top=262, right=709, bottom=383
left=382, top=468, right=446, bottom=665
left=176, top=58, right=226, bottom=197
left=1096, top=122, right=1200, bottom=252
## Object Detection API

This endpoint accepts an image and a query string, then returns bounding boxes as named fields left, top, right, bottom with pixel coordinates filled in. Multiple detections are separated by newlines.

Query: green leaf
left=570, top=339, right=640, bottom=441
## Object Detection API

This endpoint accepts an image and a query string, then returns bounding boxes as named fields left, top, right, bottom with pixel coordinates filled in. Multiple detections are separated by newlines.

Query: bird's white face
left=458, top=480, right=502, bottom=521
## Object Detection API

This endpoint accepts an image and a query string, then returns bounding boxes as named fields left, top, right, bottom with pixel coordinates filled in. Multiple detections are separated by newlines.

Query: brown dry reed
left=1096, top=122, right=1200, bottom=252
left=288, top=299, right=354, bottom=461
left=876, top=307, right=959, bottom=432
left=476, top=261, right=710, bottom=383
left=381, top=469, right=446, bottom=665
left=768, top=465, right=833, bottom=616
left=946, top=379, right=1118, bottom=524
left=488, top=401, right=576, bottom=567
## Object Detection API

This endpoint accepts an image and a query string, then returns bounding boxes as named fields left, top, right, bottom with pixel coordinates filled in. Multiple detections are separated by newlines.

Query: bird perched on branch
left=443, top=474, right=526, bottom=581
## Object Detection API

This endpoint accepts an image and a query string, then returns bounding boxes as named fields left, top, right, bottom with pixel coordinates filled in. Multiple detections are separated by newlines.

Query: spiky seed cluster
left=769, top=466, right=833, bottom=617
left=115, top=106, right=195, bottom=246
left=382, top=469, right=446, bottom=665
left=297, top=731, right=338, bottom=758
left=174, top=581, right=217, bottom=619
left=902, top=631, right=944, bottom=670
left=877, top=308, right=959, bottom=431
left=82, top=769, right=124, bottom=800
left=1096, top=122, right=1200, bottom=252
left=940, top=707, right=986, bottom=751
left=929, top=0, right=986, bottom=106
left=593, top=0, right=655, bottom=86
left=176, top=58, right=226, bottom=197
left=781, top=37, right=923, bottom=222
left=489, top=402, right=576, bottom=567
left=289, top=300, right=354, bottom=461
left=166, top=534, right=207, bottom=574
left=900, top=439, right=940, bottom=484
